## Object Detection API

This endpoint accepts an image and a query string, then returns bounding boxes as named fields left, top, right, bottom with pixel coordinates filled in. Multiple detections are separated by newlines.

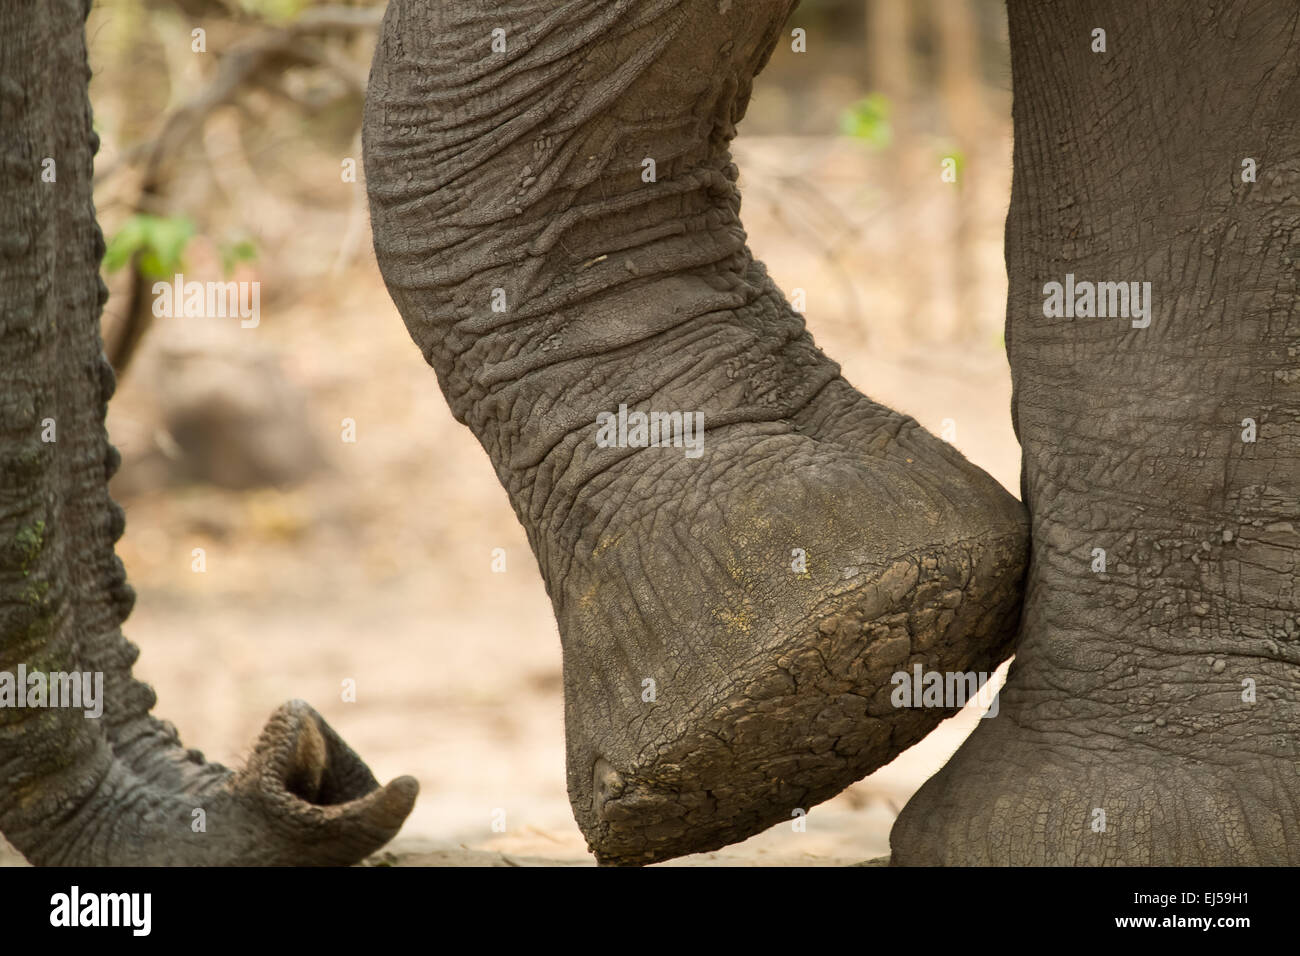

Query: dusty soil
left=2, top=134, right=1018, bottom=867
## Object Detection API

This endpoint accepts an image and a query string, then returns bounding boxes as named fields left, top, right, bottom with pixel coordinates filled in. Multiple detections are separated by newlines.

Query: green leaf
left=939, top=146, right=967, bottom=181
left=840, top=93, right=892, bottom=149
left=103, top=214, right=195, bottom=279
left=219, top=238, right=259, bottom=276
left=237, top=0, right=311, bottom=23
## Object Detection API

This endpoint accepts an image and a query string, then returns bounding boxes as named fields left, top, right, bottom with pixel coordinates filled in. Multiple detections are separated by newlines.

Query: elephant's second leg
left=891, top=0, right=1300, bottom=865
left=545, top=305, right=1026, bottom=866
left=365, top=0, right=1027, bottom=865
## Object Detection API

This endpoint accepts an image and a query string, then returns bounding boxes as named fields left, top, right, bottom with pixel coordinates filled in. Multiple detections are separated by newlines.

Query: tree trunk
left=931, top=0, right=986, bottom=340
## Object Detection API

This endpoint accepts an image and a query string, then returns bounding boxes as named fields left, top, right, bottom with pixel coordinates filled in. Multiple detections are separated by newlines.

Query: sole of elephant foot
left=889, top=692, right=1300, bottom=865
left=560, top=384, right=1028, bottom=865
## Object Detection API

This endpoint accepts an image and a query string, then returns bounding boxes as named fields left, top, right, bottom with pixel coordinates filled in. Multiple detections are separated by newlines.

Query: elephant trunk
left=0, top=0, right=415, bottom=864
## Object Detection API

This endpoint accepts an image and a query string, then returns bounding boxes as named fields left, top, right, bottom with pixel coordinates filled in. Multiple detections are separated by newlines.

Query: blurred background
left=4, top=0, right=1019, bottom=865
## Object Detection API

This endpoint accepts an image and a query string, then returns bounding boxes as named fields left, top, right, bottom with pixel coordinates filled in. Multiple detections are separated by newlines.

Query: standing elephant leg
left=892, top=0, right=1300, bottom=864
left=365, top=0, right=1028, bottom=864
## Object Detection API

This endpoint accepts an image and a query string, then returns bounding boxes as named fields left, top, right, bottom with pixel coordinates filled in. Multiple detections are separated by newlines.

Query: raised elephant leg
left=0, top=0, right=416, bottom=865
left=891, top=0, right=1300, bottom=864
left=365, top=0, right=1027, bottom=864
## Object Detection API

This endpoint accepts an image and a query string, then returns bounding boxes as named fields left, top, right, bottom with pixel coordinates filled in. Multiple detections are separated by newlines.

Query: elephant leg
left=365, top=0, right=1027, bottom=864
left=0, top=0, right=415, bottom=865
left=891, top=0, right=1300, bottom=864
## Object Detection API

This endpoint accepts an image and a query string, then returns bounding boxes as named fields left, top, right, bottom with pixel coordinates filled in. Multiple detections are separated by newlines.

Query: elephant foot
left=891, top=649, right=1300, bottom=864
left=560, top=376, right=1027, bottom=865
left=363, top=0, right=1024, bottom=865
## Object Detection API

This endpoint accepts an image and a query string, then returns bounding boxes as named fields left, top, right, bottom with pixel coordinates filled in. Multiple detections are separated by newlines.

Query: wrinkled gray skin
left=365, top=0, right=1300, bottom=866
left=5, top=0, right=1294, bottom=868
left=364, top=0, right=1026, bottom=864
left=891, top=0, right=1300, bottom=865
left=0, top=0, right=416, bottom=865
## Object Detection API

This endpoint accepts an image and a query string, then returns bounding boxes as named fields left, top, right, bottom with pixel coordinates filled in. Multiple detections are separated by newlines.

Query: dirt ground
left=2, top=133, right=1019, bottom=867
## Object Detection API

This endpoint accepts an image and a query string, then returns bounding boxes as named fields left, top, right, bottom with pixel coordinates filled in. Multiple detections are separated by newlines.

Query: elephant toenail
left=593, top=758, right=625, bottom=815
